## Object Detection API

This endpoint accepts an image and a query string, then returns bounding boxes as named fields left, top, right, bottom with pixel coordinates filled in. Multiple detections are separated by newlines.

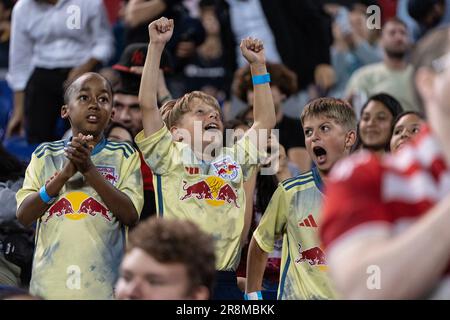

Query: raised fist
left=148, top=17, right=174, bottom=44
left=240, top=37, right=265, bottom=65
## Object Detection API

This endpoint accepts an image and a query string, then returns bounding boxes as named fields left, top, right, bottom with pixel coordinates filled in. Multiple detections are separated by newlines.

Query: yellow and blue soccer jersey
left=135, top=125, right=260, bottom=271
left=253, top=167, right=336, bottom=300
left=16, top=138, right=143, bottom=300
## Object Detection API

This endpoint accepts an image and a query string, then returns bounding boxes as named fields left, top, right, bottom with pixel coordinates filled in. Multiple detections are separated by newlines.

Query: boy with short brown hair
left=246, top=98, right=356, bottom=300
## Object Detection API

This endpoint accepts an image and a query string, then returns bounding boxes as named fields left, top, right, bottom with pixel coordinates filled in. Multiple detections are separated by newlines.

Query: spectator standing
left=6, top=0, right=114, bottom=143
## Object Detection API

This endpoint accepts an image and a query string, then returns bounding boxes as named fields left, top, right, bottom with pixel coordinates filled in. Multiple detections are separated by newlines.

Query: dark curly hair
left=233, top=62, right=298, bottom=103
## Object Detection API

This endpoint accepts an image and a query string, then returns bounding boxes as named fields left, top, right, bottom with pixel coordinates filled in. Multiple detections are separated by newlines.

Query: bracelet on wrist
left=39, top=185, right=57, bottom=205
left=252, top=73, right=271, bottom=85
left=244, top=291, right=263, bottom=300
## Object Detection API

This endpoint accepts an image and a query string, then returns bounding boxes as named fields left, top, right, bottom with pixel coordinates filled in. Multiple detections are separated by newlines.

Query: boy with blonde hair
left=135, top=17, right=275, bottom=299
left=246, top=98, right=356, bottom=300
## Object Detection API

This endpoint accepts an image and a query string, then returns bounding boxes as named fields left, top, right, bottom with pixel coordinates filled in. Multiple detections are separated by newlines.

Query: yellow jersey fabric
left=254, top=168, right=335, bottom=300
left=135, top=125, right=261, bottom=271
left=16, top=138, right=143, bottom=299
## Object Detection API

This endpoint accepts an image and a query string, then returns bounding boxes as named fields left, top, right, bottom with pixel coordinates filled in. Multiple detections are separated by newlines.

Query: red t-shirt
left=321, top=124, right=450, bottom=297
left=139, top=151, right=154, bottom=191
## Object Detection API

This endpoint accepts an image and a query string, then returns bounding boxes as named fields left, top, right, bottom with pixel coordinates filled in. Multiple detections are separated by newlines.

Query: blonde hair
left=160, top=91, right=222, bottom=128
left=301, top=97, right=357, bottom=132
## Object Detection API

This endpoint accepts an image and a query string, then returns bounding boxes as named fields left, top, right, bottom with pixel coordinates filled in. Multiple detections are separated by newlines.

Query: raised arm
left=240, top=38, right=276, bottom=135
left=139, top=17, right=174, bottom=138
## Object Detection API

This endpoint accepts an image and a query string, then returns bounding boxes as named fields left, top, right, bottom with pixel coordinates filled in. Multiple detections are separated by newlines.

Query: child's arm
left=241, top=170, right=257, bottom=245
left=66, top=134, right=139, bottom=226
left=246, top=184, right=287, bottom=298
left=139, top=17, right=174, bottom=138
left=246, top=236, right=269, bottom=295
left=17, top=161, right=77, bottom=227
left=240, top=38, right=276, bottom=137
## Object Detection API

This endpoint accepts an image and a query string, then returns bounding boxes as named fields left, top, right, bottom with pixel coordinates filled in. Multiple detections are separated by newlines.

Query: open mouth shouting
left=86, top=113, right=100, bottom=124
left=204, top=122, right=220, bottom=131
left=313, top=146, right=327, bottom=166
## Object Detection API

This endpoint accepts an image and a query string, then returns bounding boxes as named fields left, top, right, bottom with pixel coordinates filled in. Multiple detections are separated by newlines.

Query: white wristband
left=244, top=291, right=263, bottom=300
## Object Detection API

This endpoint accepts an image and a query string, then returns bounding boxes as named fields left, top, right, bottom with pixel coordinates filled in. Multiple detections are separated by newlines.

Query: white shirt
left=7, top=0, right=114, bottom=91
left=227, top=0, right=282, bottom=67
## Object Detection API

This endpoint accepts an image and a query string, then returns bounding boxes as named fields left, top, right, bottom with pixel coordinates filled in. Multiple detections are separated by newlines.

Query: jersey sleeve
left=117, top=149, right=144, bottom=218
left=16, top=153, right=45, bottom=210
left=135, top=125, right=178, bottom=175
left=320, top=152, right=389, bottom=250
left=253, top=184, right=289, bottom=253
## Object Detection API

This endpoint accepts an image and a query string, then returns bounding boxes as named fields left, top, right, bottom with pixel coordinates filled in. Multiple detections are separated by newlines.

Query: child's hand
left=65, top=133, right=95, bottom=174
left=148, top=17, right=174, bottom=45
left=240, top=37, right=265, bottom=65
left=60, top=160, right=77, bottom=180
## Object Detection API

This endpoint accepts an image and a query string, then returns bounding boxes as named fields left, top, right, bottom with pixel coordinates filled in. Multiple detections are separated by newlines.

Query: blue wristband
left=252, top=73, right=271, bottom=85
left=39, top=185, right=56, bottom=205
left=244, top=291, right=263, bottom=300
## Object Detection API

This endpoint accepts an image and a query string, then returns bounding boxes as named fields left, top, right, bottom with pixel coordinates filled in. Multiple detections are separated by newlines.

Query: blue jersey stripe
left=278, top=238, right=291, bottom=300
left=35, top=146, right=65, bottom=158
left=104, top=146, right=130, bottom=158
left=156, top=174, right=164, bottom=217
left=107, top=141, right=134, bottom=154
left=311, top=166, right=324, bottom=193
left=34, top=141, right=65, bottom=155
left=281, top=172, right=313, bottom=187
left=284, top=178, right=315, bottom=191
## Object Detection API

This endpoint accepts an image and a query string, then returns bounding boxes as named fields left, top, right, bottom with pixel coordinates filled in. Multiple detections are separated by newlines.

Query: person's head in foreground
left=300, top=97, right=357, bottom=178
left=389, top=111, right=425, bottom=153
left=115, top=217, right=216, bottom=300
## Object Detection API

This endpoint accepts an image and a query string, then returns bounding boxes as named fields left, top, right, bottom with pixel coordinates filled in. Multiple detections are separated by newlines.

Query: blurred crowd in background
left=1, top=0, right=449, bottom=300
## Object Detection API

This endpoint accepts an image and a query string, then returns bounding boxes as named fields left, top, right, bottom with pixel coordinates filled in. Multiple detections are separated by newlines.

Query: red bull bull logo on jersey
left=45, top=191, right=111, bottom=222
left=295, top=243, right=327, bottom=271
left=97, top=166, right=118, bottom=186
left=212, top=157, right=239, bottom=181
left=180, top=176, right=240, bottom=208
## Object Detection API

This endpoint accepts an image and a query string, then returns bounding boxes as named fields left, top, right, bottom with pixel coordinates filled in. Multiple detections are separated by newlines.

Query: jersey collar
left=311, top=165, right=323, bottom=192
left=91, top=136, right=107, bottom=156
left=64, top=136, right=107, bottom=156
